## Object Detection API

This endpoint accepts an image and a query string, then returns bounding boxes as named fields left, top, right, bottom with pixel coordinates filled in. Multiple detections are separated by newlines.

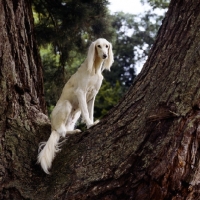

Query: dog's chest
left=86, top=74, right=103, bottom=100
left=86, top=87, right=97, bottom=100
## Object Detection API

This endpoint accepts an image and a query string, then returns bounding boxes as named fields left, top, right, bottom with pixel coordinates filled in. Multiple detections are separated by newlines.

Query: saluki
left=37, top=38, right=114, bottom=174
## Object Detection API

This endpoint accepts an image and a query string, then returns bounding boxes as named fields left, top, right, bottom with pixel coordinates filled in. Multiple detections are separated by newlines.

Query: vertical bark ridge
left=0, top=0, right=47, bottom=199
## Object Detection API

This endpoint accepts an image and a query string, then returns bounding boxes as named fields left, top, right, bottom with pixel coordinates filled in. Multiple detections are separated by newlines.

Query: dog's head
left=87, top=38, right=114, bottom=73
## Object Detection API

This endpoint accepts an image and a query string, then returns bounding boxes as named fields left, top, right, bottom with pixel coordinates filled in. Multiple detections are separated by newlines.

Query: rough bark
left=1, top=0, right=200, bottom=199
left=0, top=0, right=48, bottom=199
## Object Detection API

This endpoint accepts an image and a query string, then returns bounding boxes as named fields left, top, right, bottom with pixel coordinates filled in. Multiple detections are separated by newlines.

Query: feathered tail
left=37, top=130, right=60, bottom=174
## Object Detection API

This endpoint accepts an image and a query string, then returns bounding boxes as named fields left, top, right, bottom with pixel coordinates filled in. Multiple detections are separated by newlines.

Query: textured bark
left=1, top=0, right=200, bottom=199
left=0, top=0, right=48, bottom=199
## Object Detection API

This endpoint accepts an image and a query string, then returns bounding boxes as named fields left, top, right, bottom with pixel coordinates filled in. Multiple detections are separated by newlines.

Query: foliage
left=40, top=45, right=85, bottom=115
left=95, top=80, right=123, bottom=118
left=141, top=0, right=170, bottom=9
left=106, top=11, right=161, bottom=90
left=32, top=0, right=113, bottom=65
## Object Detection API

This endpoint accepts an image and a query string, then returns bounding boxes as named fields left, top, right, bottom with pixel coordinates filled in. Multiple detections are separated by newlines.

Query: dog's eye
left=97, top=45, right=101, bottom=48
left=106, top=45, right=108, bottom=48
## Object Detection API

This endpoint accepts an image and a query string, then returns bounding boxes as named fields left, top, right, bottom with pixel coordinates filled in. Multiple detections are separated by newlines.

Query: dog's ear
left=87, top=42, right=96, bottom=74
left=103, top=42, right=114, bottom=71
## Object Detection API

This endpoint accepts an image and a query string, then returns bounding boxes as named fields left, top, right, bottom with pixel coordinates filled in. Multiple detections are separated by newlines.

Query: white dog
left=37, top=38, right=114, bottom=174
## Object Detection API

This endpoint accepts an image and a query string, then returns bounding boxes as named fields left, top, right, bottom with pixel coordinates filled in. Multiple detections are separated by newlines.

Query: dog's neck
left=93, top=56, right=104, bottom=74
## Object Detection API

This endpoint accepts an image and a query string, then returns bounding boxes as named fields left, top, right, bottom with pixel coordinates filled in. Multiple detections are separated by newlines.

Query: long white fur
left=37, top=38, right=114, bottom=174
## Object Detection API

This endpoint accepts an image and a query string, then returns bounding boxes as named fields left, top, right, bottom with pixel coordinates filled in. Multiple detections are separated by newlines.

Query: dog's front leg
left=87, top=96, right=95, bottom=123
left=75, top=89, right=93, bottom=128
left=87, top=96, right=100, bottom=127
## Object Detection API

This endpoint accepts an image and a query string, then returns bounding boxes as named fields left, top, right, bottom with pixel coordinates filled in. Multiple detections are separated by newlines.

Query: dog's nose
left=103, top=54, right=107, bottom=59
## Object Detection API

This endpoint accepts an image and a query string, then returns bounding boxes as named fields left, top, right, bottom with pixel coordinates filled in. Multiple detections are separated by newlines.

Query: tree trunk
left=0, top=0, right=48, bottom=199
left=1, top=0, right=200, bottom=199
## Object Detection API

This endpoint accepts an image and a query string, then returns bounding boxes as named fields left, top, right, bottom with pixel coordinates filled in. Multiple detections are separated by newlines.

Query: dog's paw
left=87, top=120, right=100, bottom=129
left=94, top=120, right=100, bottom=125
left=74, top=129, right=81, bottom=133
left=66, top=129, right=81, bottom=134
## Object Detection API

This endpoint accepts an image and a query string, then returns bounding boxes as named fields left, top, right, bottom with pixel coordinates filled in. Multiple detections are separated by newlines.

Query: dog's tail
left=37, top=130, right=60, bottom=174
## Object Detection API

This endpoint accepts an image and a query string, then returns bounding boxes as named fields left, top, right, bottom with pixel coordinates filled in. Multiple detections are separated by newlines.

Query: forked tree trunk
left=1, top=0, right=200, bottom=199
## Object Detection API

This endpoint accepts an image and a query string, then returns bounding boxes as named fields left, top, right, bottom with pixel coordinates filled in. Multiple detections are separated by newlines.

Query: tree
left=0, top=0, right=47, bottom=198
left=1, top=0, right=200, bottom=199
